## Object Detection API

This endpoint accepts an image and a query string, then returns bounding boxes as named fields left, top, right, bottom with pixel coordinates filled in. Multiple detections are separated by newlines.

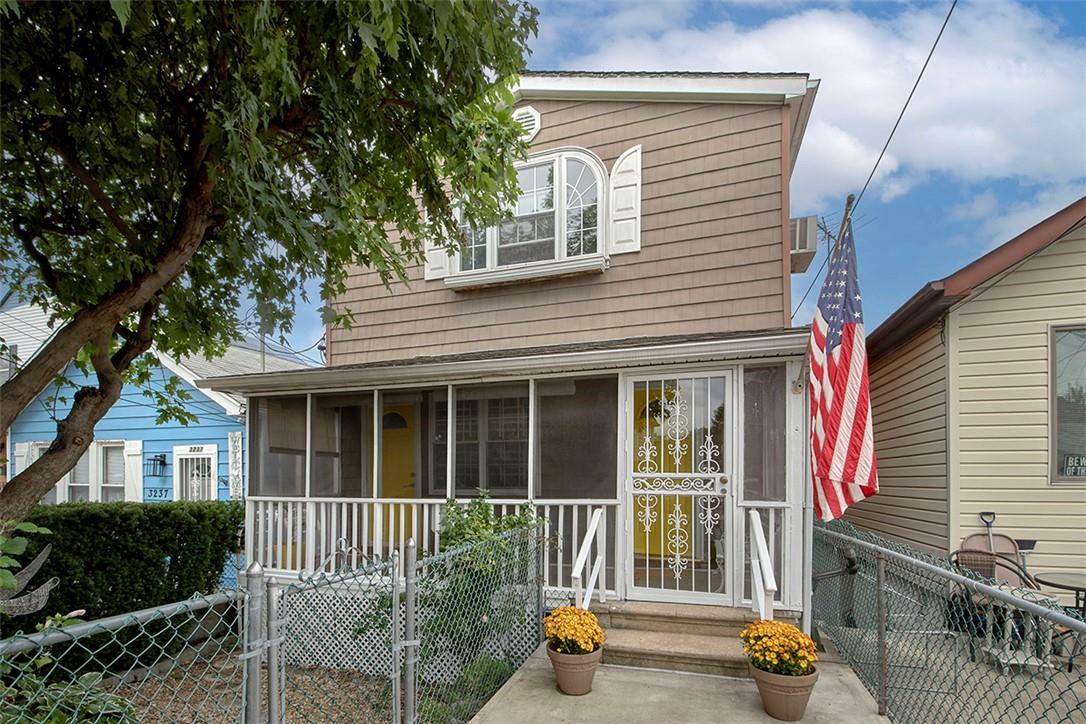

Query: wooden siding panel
left=952, top=226, right=1086, bottom=591
left=846, top=323, right=948, bottom=553
left=328, top=99, right=789, bottom=364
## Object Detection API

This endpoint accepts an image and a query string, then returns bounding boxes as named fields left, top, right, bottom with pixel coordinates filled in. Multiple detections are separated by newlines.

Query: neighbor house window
left=453, top=150, right=604, bottom=275
left=1052, top=324, right=1086, bottom=483
left=32, top=442, right=130, bottom=503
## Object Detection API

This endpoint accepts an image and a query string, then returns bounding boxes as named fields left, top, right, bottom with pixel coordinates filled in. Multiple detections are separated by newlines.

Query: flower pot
left=546, top=643, right=603, bottom=695
left=749, top=663, right=818, bottom=721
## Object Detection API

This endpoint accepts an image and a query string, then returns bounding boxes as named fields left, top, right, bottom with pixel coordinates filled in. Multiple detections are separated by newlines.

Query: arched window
left=457, top=149, right=606, bottom=273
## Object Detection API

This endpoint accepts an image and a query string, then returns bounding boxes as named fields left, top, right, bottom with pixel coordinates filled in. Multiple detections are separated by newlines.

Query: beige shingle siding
left=950, top=225, right=1086, bottom=579
left=847, top=322, right=949, bottom=553
left=328, top=99, right=788, bottom=365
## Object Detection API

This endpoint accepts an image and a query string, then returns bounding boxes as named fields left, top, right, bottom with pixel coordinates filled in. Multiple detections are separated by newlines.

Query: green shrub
left=2, top=501, right=243, bottom=633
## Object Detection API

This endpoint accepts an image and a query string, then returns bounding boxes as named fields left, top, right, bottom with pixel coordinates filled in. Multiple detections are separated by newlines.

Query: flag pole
left=834, top=193, right=856, bottom=251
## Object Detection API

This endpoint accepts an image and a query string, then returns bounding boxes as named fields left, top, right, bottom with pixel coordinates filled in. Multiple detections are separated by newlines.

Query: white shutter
left=13, top=441, right=30, bottom=477
left=123, top=440, right=143, bottom=502
left=423, top=233, right=450, bottom=280
left=608, top=144, right=642, bottom=256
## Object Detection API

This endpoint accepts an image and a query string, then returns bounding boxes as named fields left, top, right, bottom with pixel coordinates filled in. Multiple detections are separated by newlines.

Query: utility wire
left=791, top=0, right=958, bottom=320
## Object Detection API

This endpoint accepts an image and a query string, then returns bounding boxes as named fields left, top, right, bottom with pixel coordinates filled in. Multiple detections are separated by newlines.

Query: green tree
left=0, top=0, right=537, bottom=519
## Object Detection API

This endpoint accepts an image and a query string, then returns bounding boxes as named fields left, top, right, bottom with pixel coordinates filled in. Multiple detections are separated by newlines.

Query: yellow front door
left=380, top=404, right=418, bottom=546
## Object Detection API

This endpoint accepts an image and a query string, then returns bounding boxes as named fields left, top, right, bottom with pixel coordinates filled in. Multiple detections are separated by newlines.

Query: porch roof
left=197, top=327, right=809, bottom=395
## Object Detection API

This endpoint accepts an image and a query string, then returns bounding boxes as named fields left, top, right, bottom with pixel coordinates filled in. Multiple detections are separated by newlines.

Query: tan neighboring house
left=202, top=71, right=826, bottom=622
left=847, top=197, right=1086, bottom=586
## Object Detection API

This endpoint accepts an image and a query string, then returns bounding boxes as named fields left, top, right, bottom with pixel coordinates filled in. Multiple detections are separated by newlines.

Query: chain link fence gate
left=813, top=520, right=1086, bottom=724
left=247, top=523, right=545, bottom=724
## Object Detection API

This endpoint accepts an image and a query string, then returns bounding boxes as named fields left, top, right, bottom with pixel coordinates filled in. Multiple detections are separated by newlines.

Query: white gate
left=173, top=444, right=219, bottom=502
left=625, top=373, right=734, bottom=604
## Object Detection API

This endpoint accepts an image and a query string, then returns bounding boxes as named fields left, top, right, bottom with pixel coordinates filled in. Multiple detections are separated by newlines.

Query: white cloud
left=538, top=0, right=1086, bottom=215
left=951, top=191, right=1000, bottom=221
left=972, top=181, right=1086, bottom=249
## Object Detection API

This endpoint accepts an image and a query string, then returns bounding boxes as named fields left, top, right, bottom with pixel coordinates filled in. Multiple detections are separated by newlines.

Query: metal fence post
left=242, top=561, right=265, bottom=724
left=875, top=554, right=889, bottom=717
left=391, top=549, right=401, bottom=724
left=266, top=579, right=282, bottom=724
left=404, top=539, right=418, bottom=724
left=536, top=524, right=545, bottom=643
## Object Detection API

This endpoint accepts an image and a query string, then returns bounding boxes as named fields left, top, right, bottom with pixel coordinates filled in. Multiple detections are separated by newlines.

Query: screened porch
left=243, top=364, right=801, bottom=608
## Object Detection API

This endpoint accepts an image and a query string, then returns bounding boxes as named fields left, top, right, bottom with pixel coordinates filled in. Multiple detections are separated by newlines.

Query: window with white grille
left=30, top=441, right=134, bottom=503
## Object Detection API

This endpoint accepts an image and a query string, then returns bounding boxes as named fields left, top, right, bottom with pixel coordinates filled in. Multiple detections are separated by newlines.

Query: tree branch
left=38, top=119, right=140, bottom=247
left=13, top=225, right=61, bottom=295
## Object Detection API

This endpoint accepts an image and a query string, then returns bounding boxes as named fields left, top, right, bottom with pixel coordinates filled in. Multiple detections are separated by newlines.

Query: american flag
left=808, top=220, right=878, bottom=521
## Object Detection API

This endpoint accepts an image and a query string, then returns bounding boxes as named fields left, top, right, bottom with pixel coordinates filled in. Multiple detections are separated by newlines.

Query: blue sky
left=291, top=0, right=1086, bottom=351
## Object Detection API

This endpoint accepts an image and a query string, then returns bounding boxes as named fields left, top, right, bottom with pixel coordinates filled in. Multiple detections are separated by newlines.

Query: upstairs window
left=425, top=144, right=643, bottom=286
left=448, top=150, right=606, bottom=280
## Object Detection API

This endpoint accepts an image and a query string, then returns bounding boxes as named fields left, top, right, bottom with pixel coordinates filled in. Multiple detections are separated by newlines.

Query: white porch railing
left=571, top=507, right=606, bottom=609
left=748, top=508, right=778, bottom=620
left=246, top=497, right=619, bottom=593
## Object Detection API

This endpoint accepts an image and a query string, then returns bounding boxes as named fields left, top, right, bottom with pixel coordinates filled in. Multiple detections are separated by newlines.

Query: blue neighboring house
left=2, top=292, right=312, bottom=505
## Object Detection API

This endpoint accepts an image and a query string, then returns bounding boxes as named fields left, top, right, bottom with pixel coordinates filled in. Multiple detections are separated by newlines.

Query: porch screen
left=432, top=383, right=529, bottom=497
left=742, top=365, right=787, bottom=502
left=250, top=396, right=305, bottom=497
left=534, top=376, right=617, bottom=499
left=311, top=394, right=372, bottom=497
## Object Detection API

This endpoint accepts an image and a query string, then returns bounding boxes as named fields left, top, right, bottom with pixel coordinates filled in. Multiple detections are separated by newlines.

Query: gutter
left=198, top=329, right=810, bottom=395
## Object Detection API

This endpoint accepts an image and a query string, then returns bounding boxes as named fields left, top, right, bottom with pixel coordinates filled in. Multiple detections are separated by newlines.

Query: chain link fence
left=272, top=554, right=398, bottom=723
left=813, top=520, right=1085, bottom=724
left=0, top=589, right=247, bottom=722
left=1, top=526, right=544, bottom=723
left=409, top=524, right=543, bottom=723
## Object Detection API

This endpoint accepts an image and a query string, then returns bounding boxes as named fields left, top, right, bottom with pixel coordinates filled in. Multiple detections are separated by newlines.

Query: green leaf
left=109, top=0, right=131, bottom=30
left=0, top=568, right=16, bottom=591
left=0, top=536, right=28, bottom=555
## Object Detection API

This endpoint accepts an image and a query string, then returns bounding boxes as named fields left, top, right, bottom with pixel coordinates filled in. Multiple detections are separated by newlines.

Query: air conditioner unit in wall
left=790, top=216, right=817, bottom=273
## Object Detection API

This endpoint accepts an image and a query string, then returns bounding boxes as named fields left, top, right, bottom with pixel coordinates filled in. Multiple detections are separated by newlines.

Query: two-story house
left=202, top=71, right=821, bottom=622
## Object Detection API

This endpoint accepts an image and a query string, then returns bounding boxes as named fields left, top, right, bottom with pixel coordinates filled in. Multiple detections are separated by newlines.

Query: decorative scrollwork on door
left=662, top=389, right=689, bottom=469
left=666, top=500, right=690, bottom=580
left=636, top=495, right=659, bottom=533
left=633, top=477, right=715, bottom=493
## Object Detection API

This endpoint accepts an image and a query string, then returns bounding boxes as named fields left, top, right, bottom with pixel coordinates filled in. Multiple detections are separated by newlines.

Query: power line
left=791, top=0, right=959, bottom=320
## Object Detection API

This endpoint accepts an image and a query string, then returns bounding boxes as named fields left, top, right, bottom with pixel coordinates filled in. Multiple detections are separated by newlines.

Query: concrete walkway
left=473, top=646, right=883, bottom=724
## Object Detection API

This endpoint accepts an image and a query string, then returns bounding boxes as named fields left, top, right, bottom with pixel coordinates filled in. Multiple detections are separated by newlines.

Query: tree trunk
left=0, top=184, right=214, bottom=435
left=0, top=176, right=217, bottom=519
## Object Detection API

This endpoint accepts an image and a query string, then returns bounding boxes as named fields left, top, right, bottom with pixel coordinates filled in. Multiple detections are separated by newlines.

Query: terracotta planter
left=546, top=643, right=603, bottom=695
left=749, top=663, right=818, bottom=721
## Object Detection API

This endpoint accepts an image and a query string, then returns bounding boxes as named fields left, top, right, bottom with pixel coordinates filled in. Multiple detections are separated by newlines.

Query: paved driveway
left=473, top=646, right=884, bottom=724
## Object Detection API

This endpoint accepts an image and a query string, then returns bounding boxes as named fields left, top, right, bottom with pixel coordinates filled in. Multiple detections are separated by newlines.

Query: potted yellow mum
left=542, top=605, right=605, bottom=695
left=740, top=620, right=819, bottom=721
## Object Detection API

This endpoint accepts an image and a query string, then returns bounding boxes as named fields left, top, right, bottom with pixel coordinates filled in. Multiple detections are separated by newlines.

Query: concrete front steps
left=590, top=600, right=800, bottom=678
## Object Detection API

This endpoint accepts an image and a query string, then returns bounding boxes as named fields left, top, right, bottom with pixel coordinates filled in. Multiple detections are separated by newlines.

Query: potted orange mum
left=740, top=620, right=819, bottom=721
left=542, top=605, right=605, bottom=695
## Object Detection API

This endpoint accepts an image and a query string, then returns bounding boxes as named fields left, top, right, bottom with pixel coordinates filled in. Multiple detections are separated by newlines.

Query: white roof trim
left=513, top=74, right=812, bottom=104
left=198, top=330, right=810, bottom=395
left=156, top=350, right=243, bottom=417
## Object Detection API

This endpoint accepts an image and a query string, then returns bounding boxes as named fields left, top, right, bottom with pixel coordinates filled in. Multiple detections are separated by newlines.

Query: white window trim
left=444, top=147, right=611, bottom=289
left=32, top=439, right=138, bottom=503
left=1050, top=321, right=1086, bottom=486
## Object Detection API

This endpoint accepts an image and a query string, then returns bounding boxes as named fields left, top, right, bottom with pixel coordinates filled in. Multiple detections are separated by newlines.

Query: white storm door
left=173, top=444, right=219, bottom=501
left=624, top=372, right=734, bottom=605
